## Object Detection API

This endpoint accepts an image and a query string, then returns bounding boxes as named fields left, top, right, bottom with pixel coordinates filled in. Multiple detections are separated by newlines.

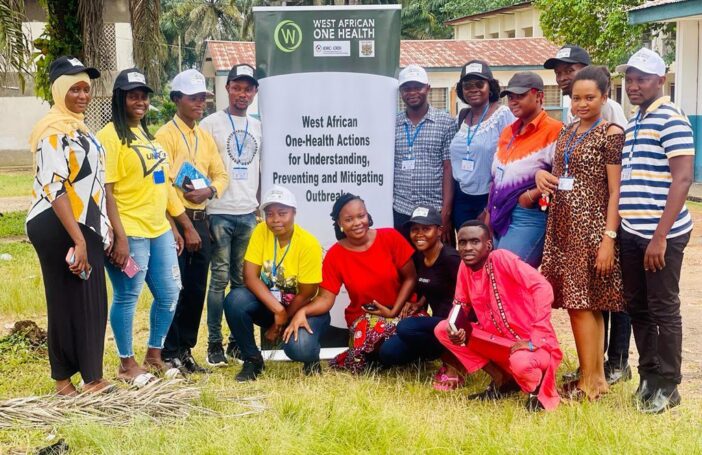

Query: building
left=0, top=0, right=134, bottom=167
left=629, top=0, right=702, bottom=182
left=446, top=1, right=542, bottom=40
left=202, top=37, right=560, bottom=118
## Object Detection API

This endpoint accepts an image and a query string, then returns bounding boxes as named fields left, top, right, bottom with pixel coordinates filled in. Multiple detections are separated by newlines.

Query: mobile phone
left=362, top=303, right=378, bottom=311
left=65, top=247, right=91, bottom=280
left=122, top=256, right=141, bottom=278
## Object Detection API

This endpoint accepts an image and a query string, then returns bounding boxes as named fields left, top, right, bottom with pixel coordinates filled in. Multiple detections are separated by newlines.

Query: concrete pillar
left=675, top=19, right=702, bottom=181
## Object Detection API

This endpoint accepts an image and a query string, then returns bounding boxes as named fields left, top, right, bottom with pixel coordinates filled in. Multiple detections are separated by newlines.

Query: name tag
left=622, top=167, right=632, bottom=181
left=191, top=178, right=208, bottom=190
left=232, top=166, right=248, bottom=180
left=270, top=287, right=282, bottom=302
left=461, top=159, right=475, bottom=172
left=153, top=168, right=165, bottom=184
left=496, top=166, right=505, bottom=183
left=402, top=159, right=416, bottom=171
left=558, top=176, right=575, bottom=191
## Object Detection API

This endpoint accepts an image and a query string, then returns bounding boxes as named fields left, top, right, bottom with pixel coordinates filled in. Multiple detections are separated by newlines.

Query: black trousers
left=27, top=209, right=107, bottom=383
left=163, top=216, right=212, bottom=359
left=620, top=229, right=690, bottom=385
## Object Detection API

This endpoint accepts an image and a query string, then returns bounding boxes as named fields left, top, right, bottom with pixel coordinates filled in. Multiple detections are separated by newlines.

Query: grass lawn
left=0, top=170, right=32, bottom=198
left=0, top=211, right=26, bottom=238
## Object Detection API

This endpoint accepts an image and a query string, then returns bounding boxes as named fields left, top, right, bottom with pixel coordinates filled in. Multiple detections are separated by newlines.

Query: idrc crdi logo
left=274, top=20, right=302, bottom=53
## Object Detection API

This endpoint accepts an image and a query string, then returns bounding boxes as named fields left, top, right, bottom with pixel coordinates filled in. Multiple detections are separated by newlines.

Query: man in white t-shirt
left=545, top=45, right=628, bottom=127
left=544, top=45, right=632, bottom=386
left=199, top=63, right=262, bottom=366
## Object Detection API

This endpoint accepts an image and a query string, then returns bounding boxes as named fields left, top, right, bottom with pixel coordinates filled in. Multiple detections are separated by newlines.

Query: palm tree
left=129, top=0, right=166, bottom=91
left=0, top=0, right=31, bottom=92
left=185, top=0, right=243, bottom=55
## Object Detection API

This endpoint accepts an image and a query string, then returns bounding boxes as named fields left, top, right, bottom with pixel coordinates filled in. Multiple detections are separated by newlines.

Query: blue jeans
left=106, top=231, right=181, bottom=358
left=224, top=287, right=330, bottom=363
left=378, top=317, right=444, bottom=367
left=603, top=310, right=632, bottom=368
left=207, top=213, right=257, bottom=345
left=453, top=189, right=489, bottom=229
left=495, top=205, right=547, bottom=268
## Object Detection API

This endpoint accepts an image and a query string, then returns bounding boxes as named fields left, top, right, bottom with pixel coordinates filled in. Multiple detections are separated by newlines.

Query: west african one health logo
left=274, top=20, right=302, bottom=53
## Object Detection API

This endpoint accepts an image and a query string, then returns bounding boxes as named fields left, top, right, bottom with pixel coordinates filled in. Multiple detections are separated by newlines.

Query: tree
left=130, top=0, right=166, bottom=91
left=535, top=0, right=672, bottom=68
left=0, top=0, right=32, bottom=92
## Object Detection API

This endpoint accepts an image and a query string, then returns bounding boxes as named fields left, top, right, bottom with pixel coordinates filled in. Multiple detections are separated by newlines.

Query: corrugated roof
left=629, top=0, right=689, bottom=11
left=445, top=1, right=533, bottom=25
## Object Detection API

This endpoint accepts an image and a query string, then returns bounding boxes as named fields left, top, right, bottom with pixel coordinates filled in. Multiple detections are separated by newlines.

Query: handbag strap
left=486, top=258, right=521, bottom=340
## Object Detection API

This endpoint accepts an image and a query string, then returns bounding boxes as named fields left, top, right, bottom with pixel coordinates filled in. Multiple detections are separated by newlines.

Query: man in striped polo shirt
left=616, top=48, right=695, bottom=414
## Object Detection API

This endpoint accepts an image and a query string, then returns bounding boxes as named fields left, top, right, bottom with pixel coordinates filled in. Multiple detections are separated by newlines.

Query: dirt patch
left=0, top=196, right=30, bottom=213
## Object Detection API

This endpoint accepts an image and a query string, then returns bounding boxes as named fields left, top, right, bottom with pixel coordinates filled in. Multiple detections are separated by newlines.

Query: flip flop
left=432, top=373, right=465, bottom=391
left=131, top=372, right=158, bottom=389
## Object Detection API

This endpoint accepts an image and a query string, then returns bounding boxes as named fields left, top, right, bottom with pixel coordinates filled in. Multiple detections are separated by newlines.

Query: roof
left=629, top=0, right=688, bottom=11
left=628, top=0, right=702, bottom=24
left=445, top=1, right=533, bottom=25
left=205, top=38, right=559, bottom=72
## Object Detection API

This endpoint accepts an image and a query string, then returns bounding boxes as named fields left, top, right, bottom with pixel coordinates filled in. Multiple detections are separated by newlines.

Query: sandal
left=560, top=380, right=600, bottom=402
left=433, top=373, right=465, bottom=391
left=433, top=364, right=448, bottom=382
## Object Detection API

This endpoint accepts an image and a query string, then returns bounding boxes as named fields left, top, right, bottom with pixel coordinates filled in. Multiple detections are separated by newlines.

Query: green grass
left=0, top=211, right=26, bottom=238
left=0, top=171, right=32, bottom=198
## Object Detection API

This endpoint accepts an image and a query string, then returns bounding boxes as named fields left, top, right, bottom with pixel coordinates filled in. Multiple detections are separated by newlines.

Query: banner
left=254, top=5, right=401, bottom=352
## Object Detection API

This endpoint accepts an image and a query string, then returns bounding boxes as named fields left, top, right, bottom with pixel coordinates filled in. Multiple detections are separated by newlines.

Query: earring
left=340, top=226, right=344, bottom=233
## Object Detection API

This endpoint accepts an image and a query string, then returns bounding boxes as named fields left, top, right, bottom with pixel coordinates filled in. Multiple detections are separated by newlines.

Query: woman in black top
left=380, top=206, right=461, bottom=373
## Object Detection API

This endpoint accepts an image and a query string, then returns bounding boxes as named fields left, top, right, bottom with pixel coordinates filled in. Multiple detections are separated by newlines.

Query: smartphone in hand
left=122, top=256, right=141, bottom=278
left=65, top=247, right=91, bottom=280
left=361, top=303, right=378, bottom=312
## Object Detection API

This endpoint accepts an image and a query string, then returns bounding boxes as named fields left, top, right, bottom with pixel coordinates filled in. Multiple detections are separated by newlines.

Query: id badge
left=496, top=166, right=505, bottom=183
left=191, top=178, right=207, bottom=190
left=558, top=176, right=575, bottom=191
left=232, top=166, right=248, bottom=180
left=461, top=159, right=475, bottom=172
left=153, top=168, right=165, bottom=185
left=270, top=287, right=282, bottom=302
left=622, top=167, right=633, bottom=181
left=402, top=159, right=416, bottom=171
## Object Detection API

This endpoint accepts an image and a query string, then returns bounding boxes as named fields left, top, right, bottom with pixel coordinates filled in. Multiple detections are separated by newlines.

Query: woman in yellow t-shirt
left=97, top=68, right=187, bottom=386
left=224, top=185, right=327, bottom=381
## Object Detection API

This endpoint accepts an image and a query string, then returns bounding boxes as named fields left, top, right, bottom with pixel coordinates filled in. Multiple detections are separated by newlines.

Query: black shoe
left=180, top=350, right=209, bottom=374
left=303, top=361, right=322, bottom=376
left=226, top=342, right=244, bottom=364
left=638, top=386, right=681, bottom=414
left=206, top=342, right=227, bottom=367
left=236, top=358, right=264, bottom=382
left=633, top=375, right=659, bottom=405
left=163, top=356, right=189, bottom=375
left=561, top=368, right=580, bottom=382
left=605, top=363, right=632, bottom=386
left=468, top=380, right=520, bottom=401
left=525, top=393, right=544, bottom=412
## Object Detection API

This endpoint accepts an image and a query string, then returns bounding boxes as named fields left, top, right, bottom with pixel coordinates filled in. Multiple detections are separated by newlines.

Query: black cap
left=500, top=72, right=544, bottom=97
left=113, top=68, right=153, bottom=93
left=49, top=55, right=100, bottom=85
left=459, top=60, right=493, bottom=81
left=227, top=64, right=258, bottom=86
left=544, top=45, right=591, bottom=69
left=404, top=206, right=443, bottom=227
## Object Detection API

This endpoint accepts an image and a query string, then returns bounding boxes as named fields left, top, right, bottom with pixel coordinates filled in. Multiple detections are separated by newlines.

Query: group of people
left=26, top=43, right=694, bottom=414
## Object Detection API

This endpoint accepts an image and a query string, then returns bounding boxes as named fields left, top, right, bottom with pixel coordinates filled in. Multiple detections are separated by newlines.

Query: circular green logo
left=274, top=20, right=302, bottom=53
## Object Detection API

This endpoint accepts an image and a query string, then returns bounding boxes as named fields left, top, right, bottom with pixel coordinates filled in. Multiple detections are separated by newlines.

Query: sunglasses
left=461, top=79, right=487, bottom=91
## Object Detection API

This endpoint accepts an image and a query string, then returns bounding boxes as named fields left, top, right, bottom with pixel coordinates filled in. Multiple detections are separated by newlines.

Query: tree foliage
left=0, top=0, right=32, bottom=93
left=130, top=0, right=166, bottom=92
left=535, top=0, right=673, bottom=68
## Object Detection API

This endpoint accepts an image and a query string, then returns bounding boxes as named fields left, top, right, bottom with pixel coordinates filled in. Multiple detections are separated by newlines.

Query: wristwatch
left=208, top=186, right=217, bottom=200
left=604, top=230, right=617, bottom=239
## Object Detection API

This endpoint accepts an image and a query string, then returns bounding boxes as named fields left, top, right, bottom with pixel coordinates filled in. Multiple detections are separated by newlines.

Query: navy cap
left=499, top=72, right=544, bottom=97
left=49, top=56, right=100, bottom=85
left=404, top=206, right=443, bottom=227
left=544, top=45, right=591, bottom=69
left=227, top=64, right=258, bottom=86
left=113, top=68, right=153, bottom=93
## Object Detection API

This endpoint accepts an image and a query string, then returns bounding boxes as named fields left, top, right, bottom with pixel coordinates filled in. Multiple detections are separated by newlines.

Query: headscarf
left=28, top=73, right=91, bottom=153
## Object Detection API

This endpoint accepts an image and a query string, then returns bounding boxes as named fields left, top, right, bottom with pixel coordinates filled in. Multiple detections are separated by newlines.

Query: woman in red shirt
left=284, top=194, right=416, bottom=372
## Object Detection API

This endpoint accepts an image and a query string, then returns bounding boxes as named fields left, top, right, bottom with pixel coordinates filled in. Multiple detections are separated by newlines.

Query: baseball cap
left=404, top=206, right=442, bottom=227
left=499, top=72, right=544, bottom=97
left=113, top=68, right=153, bottom=93
left=544, top=45, right=591, bottom=69
left=459, top=60, right=493, bottom=81
left=261, top=185, right=297, bottom=211
left=227, top=64, right=258, bottom=86
left=398, top=64, right=429, bottom=86
left=49, top=56, right=100, bottom=85
left=170, top=69, right=213, bottom=96
left=615, top=48, right=666, bottom=77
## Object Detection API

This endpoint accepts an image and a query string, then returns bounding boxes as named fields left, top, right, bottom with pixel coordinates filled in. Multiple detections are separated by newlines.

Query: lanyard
left=272, top=237, right=292, bottom=279
left=562, top=118, right=602, bottom=176
left=465, top=103, right=490, bottom=156
left=86, top=134, right=103, bottom=155
left=625, top=111, right=643, bottom=169
left=135, top=127, right=158, bottom=153
left=226, top=110, right=249, bottom=159
left=404, top=120, right=425, bottom=156
left=172, top=119, right=198, bottom=161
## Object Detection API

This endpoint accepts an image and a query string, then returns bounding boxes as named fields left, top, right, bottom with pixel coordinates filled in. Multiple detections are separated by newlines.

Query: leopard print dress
left=541, top=122, right=625, bottom=311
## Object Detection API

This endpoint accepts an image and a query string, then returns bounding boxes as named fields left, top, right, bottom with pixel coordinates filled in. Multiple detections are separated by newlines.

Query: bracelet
left=528, top=340, right=534, bottom=352
left=526, top=190, right=535, bottom=203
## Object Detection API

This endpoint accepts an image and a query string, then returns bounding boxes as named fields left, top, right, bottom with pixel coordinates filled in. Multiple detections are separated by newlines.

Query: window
left=669, top=83, right=675, bottom=102
left=489, top=32, right=499, bottom=39
left=543, top=85, right=562, bottom=107
left=522, top=27, right=533, bottom=37
left=506, top=30, right=515, bottom=38
left=398, top=87, right=448, bottom=112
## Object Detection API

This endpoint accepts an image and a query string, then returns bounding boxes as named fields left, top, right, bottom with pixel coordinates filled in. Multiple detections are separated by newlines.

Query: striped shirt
left=619, top=96, right=695, bottom=239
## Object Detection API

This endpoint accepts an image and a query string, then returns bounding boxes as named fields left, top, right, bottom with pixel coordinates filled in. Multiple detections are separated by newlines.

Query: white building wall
left=115, top=22, right=134, bottom=70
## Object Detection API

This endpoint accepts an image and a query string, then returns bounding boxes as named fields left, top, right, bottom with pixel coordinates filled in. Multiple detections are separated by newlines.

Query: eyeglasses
left=461, top=80, right=487, bottom=91
left=400, top=83, right=427, bottom=94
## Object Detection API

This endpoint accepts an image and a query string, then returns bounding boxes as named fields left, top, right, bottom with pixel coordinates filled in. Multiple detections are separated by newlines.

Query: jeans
left=378, top=317, right=444, bottom=366
left=163, top=217, right=212, bottom=359
left=495, top=205, right=547, bottom=268
left=452, top=189, right=488, bottom=229
left=603, top=310, right=632, bottom=369
left=393, top=210, right=412, bottom=242
left=206, top=213, right=257, bottom=345
left=106, top=231, right=181, bottom=358
left=224, top=287, right=330, bottom=363
left=620, top=229, right=690, bottom=385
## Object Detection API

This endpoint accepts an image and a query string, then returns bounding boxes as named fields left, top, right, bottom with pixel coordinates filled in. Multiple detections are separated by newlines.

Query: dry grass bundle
left=0, top=380, right=266, bottom=429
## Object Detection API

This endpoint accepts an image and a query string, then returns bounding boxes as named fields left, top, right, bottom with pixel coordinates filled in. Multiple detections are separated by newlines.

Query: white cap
left=398, top=64, right=429, bottom=86
left=261, top=185, right=297, bottom=211
left=171, top=69, right=213, bottom=95
left=616, top=48, right=666, bottom=77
